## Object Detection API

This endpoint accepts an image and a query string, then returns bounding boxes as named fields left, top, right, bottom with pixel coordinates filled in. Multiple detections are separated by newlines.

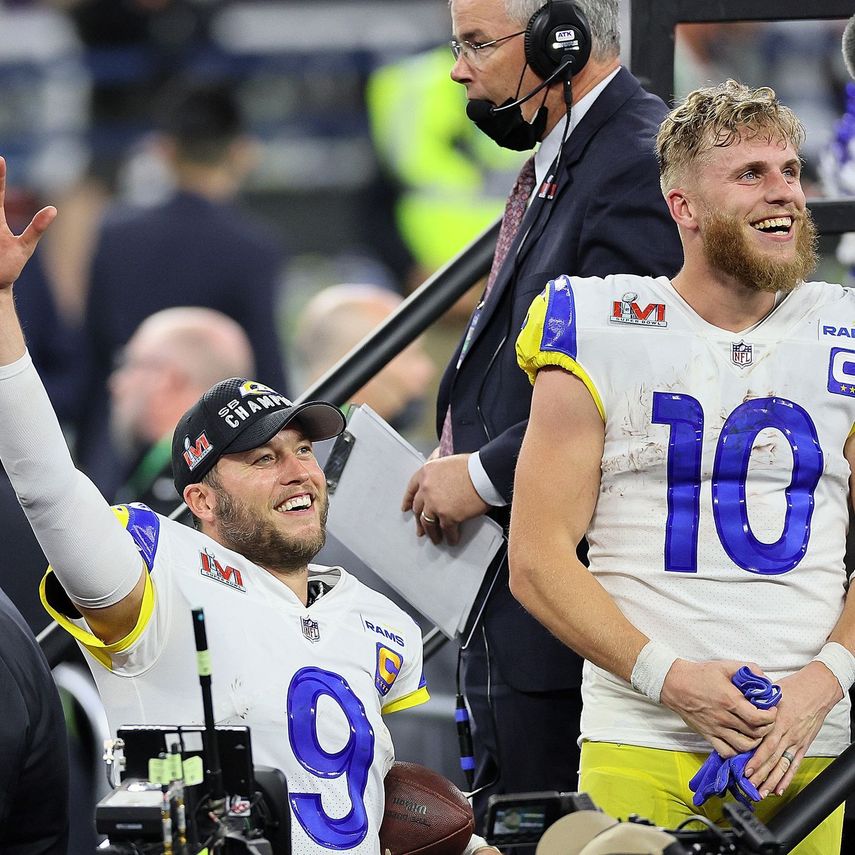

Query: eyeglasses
left=449, top=30, right=525, bottom=66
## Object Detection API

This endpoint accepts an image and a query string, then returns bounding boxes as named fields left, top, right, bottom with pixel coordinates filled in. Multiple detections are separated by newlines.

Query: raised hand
left=0, top=157, right=56, bottom=290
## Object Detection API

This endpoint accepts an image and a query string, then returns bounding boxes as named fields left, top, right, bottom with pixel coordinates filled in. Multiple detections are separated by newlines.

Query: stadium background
left=0, top=0, right=852, bottom=850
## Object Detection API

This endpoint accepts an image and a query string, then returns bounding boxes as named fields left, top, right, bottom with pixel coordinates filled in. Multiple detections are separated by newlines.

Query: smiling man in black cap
left=0, top=157, right=482, bottom=855
left=171, top=376, right=345, bottom=579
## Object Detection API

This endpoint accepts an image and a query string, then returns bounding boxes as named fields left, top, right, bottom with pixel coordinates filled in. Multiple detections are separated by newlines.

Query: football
left=380, top=761, right=475, bottom=855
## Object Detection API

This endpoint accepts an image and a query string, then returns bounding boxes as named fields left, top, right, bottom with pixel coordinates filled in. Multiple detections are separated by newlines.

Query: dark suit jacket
left=77, top=190, right=287, bottom=494
left=439, top=68, right=684, bottom=692
left=0, top=588, right=69, bottom=854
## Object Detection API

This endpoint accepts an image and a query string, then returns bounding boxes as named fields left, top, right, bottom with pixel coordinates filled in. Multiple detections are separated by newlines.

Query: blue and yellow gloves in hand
left=688, top=666, right=782, bottom=809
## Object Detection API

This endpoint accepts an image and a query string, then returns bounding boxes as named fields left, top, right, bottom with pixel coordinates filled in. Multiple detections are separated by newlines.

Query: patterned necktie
left=439, top=156, right=537, bottom=457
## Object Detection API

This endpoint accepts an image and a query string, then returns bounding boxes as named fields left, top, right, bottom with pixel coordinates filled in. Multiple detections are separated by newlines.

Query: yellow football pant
left=579, top=741, right=842, bottom=855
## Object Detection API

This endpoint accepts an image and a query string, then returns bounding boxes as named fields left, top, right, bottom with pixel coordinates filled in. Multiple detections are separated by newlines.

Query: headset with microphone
left=486, top=0, right=592, bottom=115
left=465, top=1, right=591, bottom=150
left=525, top=1, right=591, bottom=83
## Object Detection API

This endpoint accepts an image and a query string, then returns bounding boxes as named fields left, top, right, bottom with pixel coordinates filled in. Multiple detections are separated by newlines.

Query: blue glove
left=732, top=666, right=782, bottom=710
left=688, top=667, right=781, bottom=808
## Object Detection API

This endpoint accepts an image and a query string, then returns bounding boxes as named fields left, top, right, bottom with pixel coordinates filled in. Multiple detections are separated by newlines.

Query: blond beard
left=700, top=208, right=818, bottom=294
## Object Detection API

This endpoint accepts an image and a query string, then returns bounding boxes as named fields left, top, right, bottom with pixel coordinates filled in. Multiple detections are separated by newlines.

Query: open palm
left=0, top=157, right=56, bottom=290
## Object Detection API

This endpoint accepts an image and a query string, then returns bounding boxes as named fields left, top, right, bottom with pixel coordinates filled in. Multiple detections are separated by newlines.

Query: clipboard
left=323, top=404, right=505, bottom=639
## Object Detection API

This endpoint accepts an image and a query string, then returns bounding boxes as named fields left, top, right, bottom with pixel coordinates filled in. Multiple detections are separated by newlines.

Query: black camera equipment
left=94, top=609, right=291, bottom=854
left=485, top=733, right=855, bottom=853
left=486, top=791, right=783, bottom=854
left=486, top=791, right=600, bottom=847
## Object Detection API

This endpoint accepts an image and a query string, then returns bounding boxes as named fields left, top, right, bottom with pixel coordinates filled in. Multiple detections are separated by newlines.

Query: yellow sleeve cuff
left=39, top=564, right=156, bottom=670
left=382, top=685, right=431, bottom=715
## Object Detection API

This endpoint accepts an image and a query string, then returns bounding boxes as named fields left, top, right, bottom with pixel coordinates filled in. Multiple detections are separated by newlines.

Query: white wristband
left=462, top=834, right=499, bottom=855
left=630, top=640, right=679, bottom=704
left=811, top=642, right=855, bottom=696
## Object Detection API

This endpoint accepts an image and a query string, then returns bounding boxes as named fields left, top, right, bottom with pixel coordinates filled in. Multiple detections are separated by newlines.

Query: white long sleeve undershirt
left=0, top=351, right=141, bottom=609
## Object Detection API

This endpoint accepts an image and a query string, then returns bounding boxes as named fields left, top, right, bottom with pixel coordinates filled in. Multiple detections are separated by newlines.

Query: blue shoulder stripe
left=122, top=503, right=161, bottom=571
left=540, top=276, right=577, bottom=359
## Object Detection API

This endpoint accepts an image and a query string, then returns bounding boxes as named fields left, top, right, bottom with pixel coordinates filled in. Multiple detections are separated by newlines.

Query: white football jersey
left=42, top=506, right=429, bottom=854
left=518, top=274, right=855, bottom=755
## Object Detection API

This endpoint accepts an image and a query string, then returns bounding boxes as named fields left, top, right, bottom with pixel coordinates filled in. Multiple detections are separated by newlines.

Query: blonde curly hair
left=656, top=79, right=804, bottom=192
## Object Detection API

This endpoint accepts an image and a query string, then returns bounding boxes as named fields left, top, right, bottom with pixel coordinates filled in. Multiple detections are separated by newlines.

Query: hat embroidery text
left=218, top=394, right=291, bottom=429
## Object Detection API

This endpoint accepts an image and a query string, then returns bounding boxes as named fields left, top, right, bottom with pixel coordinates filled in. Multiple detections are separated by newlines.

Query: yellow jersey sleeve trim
left=112, top=504, right=131, bottom=528
left=848, top=422, right=855, bottom=438
left=39, top=563, right=155, bottom=671
left=515, top=288, right=549, bottom=386
left=381, top=685, right=430, bottom=715
left=516, top=283, right=606, bottom=422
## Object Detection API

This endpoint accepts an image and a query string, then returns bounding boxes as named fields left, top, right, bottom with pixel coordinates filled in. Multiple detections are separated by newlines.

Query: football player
left=509, top=80, right=855, bottom=855
left=0, top=157, right=497, bottom=855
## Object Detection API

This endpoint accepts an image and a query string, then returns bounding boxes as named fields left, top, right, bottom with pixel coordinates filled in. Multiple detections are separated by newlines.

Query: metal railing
left=629, top=0, right=855, bottom=237
left=293, top=217, right=500, bottom=407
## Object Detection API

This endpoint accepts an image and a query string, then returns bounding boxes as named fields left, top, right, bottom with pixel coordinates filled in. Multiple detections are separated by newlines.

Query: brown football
left=380, top=761, right=475, bottom=855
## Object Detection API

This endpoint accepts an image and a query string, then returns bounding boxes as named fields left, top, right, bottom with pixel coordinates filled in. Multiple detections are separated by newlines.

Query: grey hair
left=503, top=0, right=620, bottom=61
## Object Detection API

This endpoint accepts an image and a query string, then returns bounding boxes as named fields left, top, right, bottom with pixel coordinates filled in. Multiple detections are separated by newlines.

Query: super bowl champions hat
left=172, top=377, right=346, bottom=495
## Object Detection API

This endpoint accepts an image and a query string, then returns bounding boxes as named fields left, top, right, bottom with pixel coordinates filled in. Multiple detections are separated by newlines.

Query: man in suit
left=78, top=81, right=287, bottom=498
left=402, top=0, right=684, bottom=831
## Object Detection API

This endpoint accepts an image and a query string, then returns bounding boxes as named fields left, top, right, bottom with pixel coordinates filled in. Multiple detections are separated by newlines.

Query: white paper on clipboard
left=323, top=404, right=504, bottom=639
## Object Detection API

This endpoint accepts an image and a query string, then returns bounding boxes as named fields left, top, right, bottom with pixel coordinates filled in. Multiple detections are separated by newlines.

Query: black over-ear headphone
left=524, top=0, right=592, bottom=81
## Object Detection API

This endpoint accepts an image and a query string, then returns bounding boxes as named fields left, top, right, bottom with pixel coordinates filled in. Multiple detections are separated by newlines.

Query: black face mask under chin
left=466, top=98, right=548, bottom=151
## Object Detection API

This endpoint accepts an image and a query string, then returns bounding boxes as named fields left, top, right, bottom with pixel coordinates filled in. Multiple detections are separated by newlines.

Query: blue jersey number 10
left=651, top=393, right=823, bottom=575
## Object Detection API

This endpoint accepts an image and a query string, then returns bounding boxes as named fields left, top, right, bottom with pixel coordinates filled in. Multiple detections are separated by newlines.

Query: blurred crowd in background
left=0, top=3, right=851, bottom=458
left=2, top=4, right=852, bottom=426
left=0, top=1, right=853, bottom=851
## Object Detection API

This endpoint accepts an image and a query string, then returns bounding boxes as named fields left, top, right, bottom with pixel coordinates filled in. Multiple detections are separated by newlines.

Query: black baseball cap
left=172, top=377, right=345, bottom=495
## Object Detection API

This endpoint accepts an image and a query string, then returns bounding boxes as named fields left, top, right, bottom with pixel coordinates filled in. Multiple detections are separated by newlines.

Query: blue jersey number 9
left=287, top=666, right=376, bottom=849
left=652, top=393, right=823, bottom=575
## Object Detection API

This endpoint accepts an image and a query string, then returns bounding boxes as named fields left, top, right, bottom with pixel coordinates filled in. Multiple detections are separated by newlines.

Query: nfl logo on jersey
left=731, top=341, right=753, bottom=367
left=301, top=616, right=321, bottom=643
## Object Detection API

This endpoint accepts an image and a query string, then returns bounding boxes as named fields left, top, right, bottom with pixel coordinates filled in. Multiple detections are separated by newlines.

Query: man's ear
left=184, top=480, right=217, bottom=523
left=665, top=185, right=702, bottom=233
